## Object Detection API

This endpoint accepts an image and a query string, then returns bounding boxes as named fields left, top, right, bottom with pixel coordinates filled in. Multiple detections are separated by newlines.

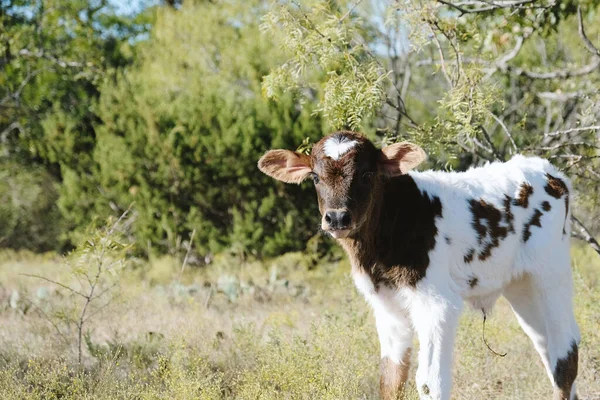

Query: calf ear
left=258, top=150, right=313, bottom=184
left=379, top=142, right=426, bottom=177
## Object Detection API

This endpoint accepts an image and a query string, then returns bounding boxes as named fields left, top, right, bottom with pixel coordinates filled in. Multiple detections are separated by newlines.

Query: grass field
left=0, top=244, right=599, bottom=399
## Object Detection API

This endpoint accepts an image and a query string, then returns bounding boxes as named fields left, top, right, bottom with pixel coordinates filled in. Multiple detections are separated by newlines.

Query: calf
left=258, top=131, right=580, bottom=400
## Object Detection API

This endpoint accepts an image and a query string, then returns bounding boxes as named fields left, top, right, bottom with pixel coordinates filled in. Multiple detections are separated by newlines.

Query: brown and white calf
left=258, top=131, right=579, bottom=400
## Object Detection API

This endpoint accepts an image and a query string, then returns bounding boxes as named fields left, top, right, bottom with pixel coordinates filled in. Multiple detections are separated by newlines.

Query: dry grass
left=0, top=246, right=599, bottom=399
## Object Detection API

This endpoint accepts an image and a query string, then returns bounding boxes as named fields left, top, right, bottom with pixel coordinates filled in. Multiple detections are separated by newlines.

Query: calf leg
left=504, top=268, right=580, bottom=400
left=376, top=309, right=413, bottom=399
left=409, top=285, right=462, bottom=400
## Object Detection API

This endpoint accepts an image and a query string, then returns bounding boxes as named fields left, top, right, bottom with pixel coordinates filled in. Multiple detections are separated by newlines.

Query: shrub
left=58, top=1, right=325, bottom=258
left=0, top=162, right=63, bottom=252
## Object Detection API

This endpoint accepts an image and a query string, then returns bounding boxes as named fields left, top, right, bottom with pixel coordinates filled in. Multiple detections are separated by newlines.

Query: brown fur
left=464, top=248, right=475, bottom=264
left=310, top=132, right=378, bottom=219
left=545, top=174, right=569, bottom=199
left=513, top=183, right=534, bottom=208
left=380, top=350, right=411, bottom=400
left=545, top=174, right=570, bottom=234
left=468, top=276, right=479, bottom=288
left=542, top=201, right=552, bottom=212
left=503, top=195, right=515, bottom=230
left=339, top=175, right=442, bottom=289
left=479, top=242, right=495, bottom=262
left=523, top=209, right=543, bottom=242
left=553, top=341, right=578, bottom=400
left=469, top=198, right=514, bottom=261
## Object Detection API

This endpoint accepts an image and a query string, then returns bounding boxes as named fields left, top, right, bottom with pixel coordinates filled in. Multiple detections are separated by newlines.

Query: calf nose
left=324, top=209, right=352, bottom=230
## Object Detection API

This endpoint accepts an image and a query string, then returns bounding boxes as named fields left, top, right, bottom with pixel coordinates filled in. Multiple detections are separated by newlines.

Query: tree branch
left=451, top=139, right=495, bottom=161
left=178, top=228, right=196, bottom=283
left=384, top=98, right=419, bottom=128
left=83, top=294, right=119, bottom=323
left=429, top=19, right=462, bottom=84
left=0, top=69, right=44, bottom=107
left=479, top=125, right=504, bottom=160
left=577, top=6, right=600, bottom=58
left=415, top=57, right=487, bottom=67
left=436, top=0, right=471, bottom=15
left=436, top=0, right=550, bottom=14
left=20, top=274, right=87, bottom=299
left=536, top=90, right=598, bottom=102
left=339, top=0, right=364, bottom=22
left=485, top=6, right=600, bottom=81
left=17, top=49, right=100, bottom=72
left=25, top=299, right=72, bottom=349
left=490, top=113, right=518, bottom=152
left=506, top=58, right=600, bottom=80
left=572, top=215, right=600, bottom=256
left=542, top=125, right=600, bottom=138
left=488, top=35, right=527, bottom=78
left=0, top=121, right=22, bottom=142
left=429, top=26, right=453, bottom=87
left=497, top=36, right=525, bottom=66
left=528, top=141, right=600, bottom=152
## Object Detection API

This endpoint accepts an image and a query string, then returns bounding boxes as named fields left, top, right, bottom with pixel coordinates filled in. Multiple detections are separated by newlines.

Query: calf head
left=258, top=131, right=426, bottom=239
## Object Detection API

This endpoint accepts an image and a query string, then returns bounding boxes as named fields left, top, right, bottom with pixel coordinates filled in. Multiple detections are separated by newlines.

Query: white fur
left=352, top=155, right=579, bottom=400
left=324, top=136, right=358, bottom=160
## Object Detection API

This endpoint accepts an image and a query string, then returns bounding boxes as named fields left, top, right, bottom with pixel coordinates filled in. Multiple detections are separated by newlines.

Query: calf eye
left=310, top=173, right=320, bottom=184
left=362, top=172, right=374, bottom=180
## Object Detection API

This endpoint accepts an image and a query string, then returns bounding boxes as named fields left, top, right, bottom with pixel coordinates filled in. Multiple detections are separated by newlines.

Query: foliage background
left=2, top=0, right=599, bottom=258
left=1, top=0, right=327, bottom=257
left=1, top=1, right=600, bottom=398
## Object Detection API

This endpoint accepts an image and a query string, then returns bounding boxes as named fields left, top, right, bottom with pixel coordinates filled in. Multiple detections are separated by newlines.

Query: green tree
left=0, top=162, right=61, bottom=250
left=63, top=1, right=325, bottom=257
left=0, top=0, right=149, bottom=250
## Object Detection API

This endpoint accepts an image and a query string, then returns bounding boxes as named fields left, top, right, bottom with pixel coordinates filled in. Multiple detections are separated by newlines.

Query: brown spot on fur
left=464, top=248, right=475, bottom=263
left=376, top=191, right=442, bottom=288
left=542, top=201, right=552, bottom=212
left=503, top=195, right=515, bottom=233
left=479, top=242, right=495, bottom=261
left=553, top=341, right=578, bottom=400
left=422, top=384, right=430, bottom=395
left=339, top=176, right=442, bottom=289
left=545, top=174, right=569, bottom=199
left=380, top=350, right=411, bottom=400
left=445, top=236, right=451, bottom=245
left=513, top=183, right=534, bottom=208
left=545, top=173, right=569, bottom=234
left=468, top=276, right=479, bottom=288
left=470, top=199, right=490, bottom=243
left=523, top=209, right=543, bottom=242
left=469, top=198, right=514, bottom=261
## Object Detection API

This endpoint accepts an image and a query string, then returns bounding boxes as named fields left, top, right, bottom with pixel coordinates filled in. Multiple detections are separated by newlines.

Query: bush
left=59, top=1, right=326, bottom=258
left=0, top=162, right=63, bottom=252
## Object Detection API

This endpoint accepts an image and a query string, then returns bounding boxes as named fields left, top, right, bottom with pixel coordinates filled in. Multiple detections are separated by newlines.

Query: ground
left=0, top=244, right=599, bottom=399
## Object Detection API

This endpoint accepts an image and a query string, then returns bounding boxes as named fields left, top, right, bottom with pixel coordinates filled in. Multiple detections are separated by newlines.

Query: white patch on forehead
left=323, top=136, right=358, bottom=160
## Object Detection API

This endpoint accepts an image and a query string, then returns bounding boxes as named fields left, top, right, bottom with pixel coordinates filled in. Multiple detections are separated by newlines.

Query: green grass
left=0, top=246, right=599, bottom=399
